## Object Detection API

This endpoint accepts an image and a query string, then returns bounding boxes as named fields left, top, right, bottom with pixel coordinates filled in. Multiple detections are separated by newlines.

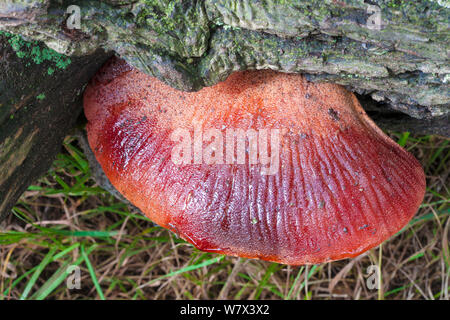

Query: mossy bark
left=0, top=34, right=111, bottom=220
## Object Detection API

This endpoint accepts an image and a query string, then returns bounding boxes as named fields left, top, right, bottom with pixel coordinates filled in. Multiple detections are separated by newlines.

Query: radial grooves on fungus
left=84, top=57, right=426, bottom=265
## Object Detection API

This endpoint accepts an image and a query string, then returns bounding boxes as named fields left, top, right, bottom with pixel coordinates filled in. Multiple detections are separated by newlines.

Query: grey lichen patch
left=198, top=28, right=449, bottom=118
left=0, top=0, right=49, bottom=28
left=205, top=0, right=317, bottom=37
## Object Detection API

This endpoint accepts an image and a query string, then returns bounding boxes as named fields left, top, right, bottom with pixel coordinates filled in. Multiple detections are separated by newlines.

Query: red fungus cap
left=84, top=57, right=426, bottom=265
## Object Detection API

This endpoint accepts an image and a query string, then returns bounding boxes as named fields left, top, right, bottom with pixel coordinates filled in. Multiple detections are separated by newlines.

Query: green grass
left=0, top=133, right=448, bottom=300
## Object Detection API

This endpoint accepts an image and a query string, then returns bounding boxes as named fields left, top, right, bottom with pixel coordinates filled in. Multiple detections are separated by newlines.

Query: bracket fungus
left=84, top=57, right=426, bottom=265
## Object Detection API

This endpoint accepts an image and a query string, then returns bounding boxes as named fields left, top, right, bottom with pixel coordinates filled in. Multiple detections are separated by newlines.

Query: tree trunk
left=1, top=0, right=448, bottom=119
left=0, top=33, right=111, bottom=220
left=0, top=0, right=449, bottom=218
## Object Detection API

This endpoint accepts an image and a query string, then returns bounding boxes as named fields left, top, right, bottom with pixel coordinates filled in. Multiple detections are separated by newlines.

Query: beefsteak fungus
left=84, top=57, right=426, bottom=265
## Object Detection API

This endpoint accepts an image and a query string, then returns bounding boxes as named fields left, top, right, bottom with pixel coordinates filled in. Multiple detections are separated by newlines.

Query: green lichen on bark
left=0, top=30, right=71, bottom=72
left=0, top=0, right=449, bottom=119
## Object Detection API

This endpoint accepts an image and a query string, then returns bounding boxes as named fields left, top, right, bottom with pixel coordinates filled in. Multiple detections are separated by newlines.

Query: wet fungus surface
left=84, top=57, right=426, bottom=265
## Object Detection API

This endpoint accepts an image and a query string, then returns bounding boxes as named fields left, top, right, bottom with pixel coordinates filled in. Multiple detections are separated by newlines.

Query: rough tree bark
left=0, top=33, right=111, bottom=220
left=0, top=0, right=449, bottom=218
